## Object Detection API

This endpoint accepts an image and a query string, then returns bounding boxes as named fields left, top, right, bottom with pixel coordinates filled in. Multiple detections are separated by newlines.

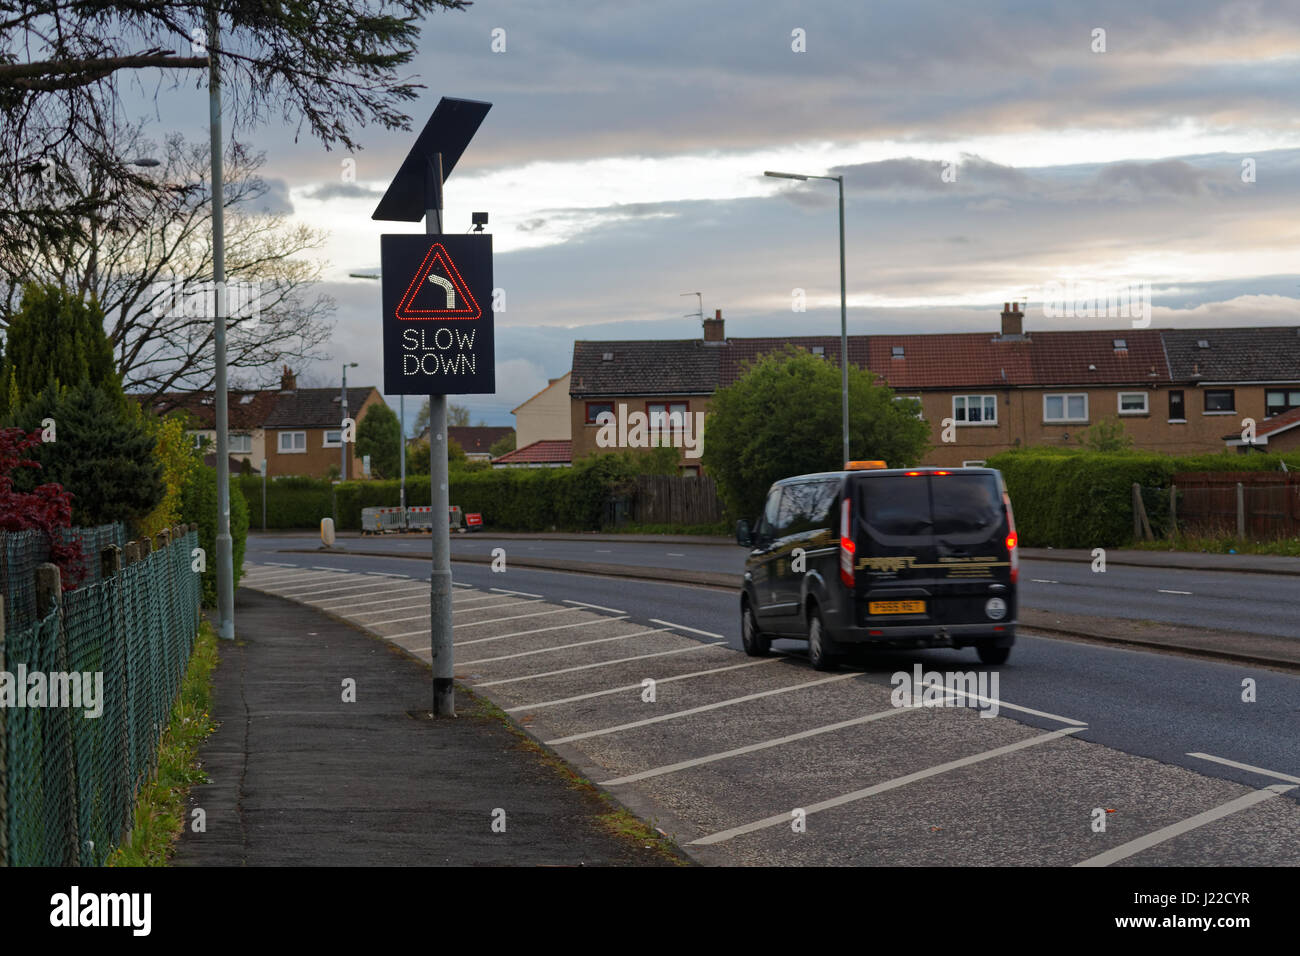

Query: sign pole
left=427, top=152, right=455, bottom=717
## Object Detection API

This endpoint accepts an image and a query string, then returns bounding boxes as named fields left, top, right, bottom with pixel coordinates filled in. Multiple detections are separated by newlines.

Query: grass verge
left=106, top=619, right=220, bottom=866
left=1132, top=533, right=1300, bottom=557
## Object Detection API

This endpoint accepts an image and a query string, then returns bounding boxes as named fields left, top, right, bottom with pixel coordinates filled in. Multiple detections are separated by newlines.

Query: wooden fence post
left=35, top=564, right=79, bottom=864
left=1237, top=482, right=1246, bottom=539
left=1169, top=484, right=1178, bottom=539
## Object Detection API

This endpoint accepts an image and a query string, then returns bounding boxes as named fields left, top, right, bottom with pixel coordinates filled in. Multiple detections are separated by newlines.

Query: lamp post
left=764, top=170, right=850, bottom=465
left=349, top=272, right=404, bottom=508
left=341, top=361, right=358, bottom=480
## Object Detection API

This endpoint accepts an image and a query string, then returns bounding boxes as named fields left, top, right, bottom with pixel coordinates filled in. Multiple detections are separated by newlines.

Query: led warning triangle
left=394, top=242, right=482, bottom=320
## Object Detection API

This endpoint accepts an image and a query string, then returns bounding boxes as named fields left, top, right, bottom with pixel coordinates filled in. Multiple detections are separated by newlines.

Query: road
left=251, top=531, right=1300, bottom=638
left=239, top=534, right=1300, bottom=867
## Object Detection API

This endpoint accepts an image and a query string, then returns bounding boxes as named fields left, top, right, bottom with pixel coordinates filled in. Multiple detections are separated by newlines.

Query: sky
left=133, top=0, right=1300, bottom=429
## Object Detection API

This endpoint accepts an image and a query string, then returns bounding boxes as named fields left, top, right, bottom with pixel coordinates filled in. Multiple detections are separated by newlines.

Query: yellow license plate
left=869, top=600, right=926, bottom=615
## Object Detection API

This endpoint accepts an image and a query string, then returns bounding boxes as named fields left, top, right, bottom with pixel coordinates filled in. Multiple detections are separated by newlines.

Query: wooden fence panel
left=1172, top=472, right=1300, bottom=538
left=631, top=475, right=724, bottom=525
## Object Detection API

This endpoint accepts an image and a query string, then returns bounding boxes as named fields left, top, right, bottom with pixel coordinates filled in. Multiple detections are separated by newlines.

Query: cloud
left=302, top=181, right=385, bottom=201
left=254, top=177, right=294, bottom=215
left=1094, top=159, right=1217, bottom=198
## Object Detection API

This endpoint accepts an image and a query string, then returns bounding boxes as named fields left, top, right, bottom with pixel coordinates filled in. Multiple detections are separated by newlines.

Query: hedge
left=988, top=448, right=1300, bottom=548
left=183, top=464, right=249, bottom=606
left=243, top=455, right=647, bottom=532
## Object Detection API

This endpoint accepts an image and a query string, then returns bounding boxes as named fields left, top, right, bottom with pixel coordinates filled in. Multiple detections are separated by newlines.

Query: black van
left=736, top=462, right=1018, bottom=670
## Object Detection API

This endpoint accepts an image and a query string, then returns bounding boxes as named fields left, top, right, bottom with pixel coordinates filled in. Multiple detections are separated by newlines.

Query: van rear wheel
left=807, top=607, right=838, bottom=671
left=977, top=643, right=1011, bottom=665
left=741, top=600, right=770, bottom=657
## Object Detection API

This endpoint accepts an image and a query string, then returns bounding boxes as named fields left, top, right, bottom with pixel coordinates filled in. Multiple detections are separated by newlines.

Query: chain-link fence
left=0, top=524, right=126, bottom=633
left=0, top=526, right=201, bottom=866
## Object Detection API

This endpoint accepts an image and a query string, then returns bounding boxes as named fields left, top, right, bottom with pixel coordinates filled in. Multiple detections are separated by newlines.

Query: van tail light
left=1003, top=492, right=1019, bottom=584
left=839, top=498, right=855, bottom=588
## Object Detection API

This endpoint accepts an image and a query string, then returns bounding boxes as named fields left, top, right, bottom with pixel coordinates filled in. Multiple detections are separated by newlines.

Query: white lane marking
left=311, top=565, right=351, bottom=572
left=1030, top=578, right=1059, bottom=584
left=453, top=597, right=539, bottom=610
left=365, top=571, right=410, bottom=578
left=651, top=618, right=725, bottom=639
left=386, top=628, right=431, bottom=640
left=273, top=581, right=392, bottom=598
left=475, top=637, right=718, bottom=687
left=688, top=727, right=1085, bottom=846
left=1158, top=589, right=1193, bottom=595
left=599, top=704, right=933, bottom=786
left=563, top=599, right=626, bottom=614
left=1187, top=752, right=1300, bottom=786
left=490, top=587, right=544, bottom=598
left=263, top=561, right=298, bottom=568
left=454, top=616, right=628, bottom=648
left=459, top=628, right=667, bottom=666
left=244, top=570, right=344, bottom=586
left=1074, top=784, right=1297, bottom=867
left=908, top=679, right=1088, bottom=727
left=596, top=549, right=612, bottom=553
left=506, top=659, right=783, bottom=713
left=546, top=673, right=860, bottom=745
left=454, top=608, right=576, bottom=629
left=666, top=552, right=685, bottom=557
left=368, top=611, right=435, bottom=628
left=312, top=587, right=427, bottom=610
left=350, top=601, right=431, bottom=619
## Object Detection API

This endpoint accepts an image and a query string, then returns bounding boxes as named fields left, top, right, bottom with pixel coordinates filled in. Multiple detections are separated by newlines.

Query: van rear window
left=861, top=474, right=1001, bottom=537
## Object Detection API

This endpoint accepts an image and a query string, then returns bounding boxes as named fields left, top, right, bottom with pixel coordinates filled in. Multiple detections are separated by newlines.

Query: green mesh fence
left=0, top=528, right=201, bottom=866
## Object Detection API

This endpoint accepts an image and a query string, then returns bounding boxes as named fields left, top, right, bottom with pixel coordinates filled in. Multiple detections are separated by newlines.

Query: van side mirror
left=735, top=518, right=752, bottom=547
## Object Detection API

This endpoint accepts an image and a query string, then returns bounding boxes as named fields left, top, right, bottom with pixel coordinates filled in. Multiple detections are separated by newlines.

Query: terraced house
left=569, top=306, right=1300, bottom=469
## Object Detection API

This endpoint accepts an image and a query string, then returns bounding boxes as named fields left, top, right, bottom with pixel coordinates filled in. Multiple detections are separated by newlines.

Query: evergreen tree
left=356, top=403, right=401, bottom=479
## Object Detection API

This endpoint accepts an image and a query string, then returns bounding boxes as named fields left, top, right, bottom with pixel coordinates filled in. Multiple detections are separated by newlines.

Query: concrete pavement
left=171, top=587, right=687, bottom=866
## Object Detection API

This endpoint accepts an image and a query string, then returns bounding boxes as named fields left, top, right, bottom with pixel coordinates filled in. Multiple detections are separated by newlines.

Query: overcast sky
left=142, top=0, right=1300, bottom=427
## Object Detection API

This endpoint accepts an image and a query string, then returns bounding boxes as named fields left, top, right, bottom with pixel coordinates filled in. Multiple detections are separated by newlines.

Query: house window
left=1204, top=389, right=1235, bottom=413
left=1044, top=393, right=1088, bottom=423
left=1168, top=390, right=1185, bottom=421
left=1265, top=390, right=1300, bottom=417
left=891, top=346, right=905, bottom=358
left=322, top=430, right=343, bottom=448
left=585, top=401, right=614, bottom=425
left=894, top=395, right=924, bottom=419
left=1117, top=392, right=1148, bottom=415
left=953, top=395, right=997, bottom=425
left=278, top=431, right=306, bottom=453
left=647, top=402, right=688, bottom=434
left=229, top=433, right=253, bottom=453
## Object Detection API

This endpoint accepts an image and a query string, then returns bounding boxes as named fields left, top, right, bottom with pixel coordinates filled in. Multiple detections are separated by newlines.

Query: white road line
left=688, top=727, right=1085, bottom=846
left=650, top=618, right=725, bottom=639
left=1074, top=784, right=1297, bottom=867
left=596, top=549, right=612, bottom=553
left=909, top=680, right=1088, bottom=727
left=490, top=587, right=544, bottom=598
left=365, top=571, right=410, bottom=578
left=1030, top=579, right=1059, bottom=584
left=454, top=616, right=627, bottom=648
left=244, top=570, right=342, bottom=586
left=367, top=612, right=436, bottom=628
left=666, top=552, right=685, bottom=557
left=454, top=608, right=577, bottom=629
left=546, top=673, right=861, bottom=745
left=311, top=565, right=351, bottom=572
left=313, top=587, right=427, bottom=610
left=386, top=628, right=431, bottom=641
left=1158, top=589, right=1193, bottom=595
left=1186, top=752, right=1300, bottom=786
left=599, top=704, right=931, bottom=786
left=350, top=601, right=431, bottom=619
left=505, top=658, right=783, bottom=712
left=274, top=581, right=393, bottom=598
left=262, top=561, right=298, bottom=568
left=459, top=629, right=665, bottom=666
left=475, top=635, right=714, bottom=686
left=563, top=599, right=626, bottom=614
left=451, top=598, right=540, bottom=612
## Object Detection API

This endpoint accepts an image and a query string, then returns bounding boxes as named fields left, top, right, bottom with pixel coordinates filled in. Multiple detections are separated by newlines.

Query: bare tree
left=0, top=1, right=470, bottom=256
left=0, top=123, right=335, bottom=399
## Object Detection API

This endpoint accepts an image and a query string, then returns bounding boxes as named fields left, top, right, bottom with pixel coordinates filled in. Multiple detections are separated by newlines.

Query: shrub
left=183, top=465, right=249, bottom=606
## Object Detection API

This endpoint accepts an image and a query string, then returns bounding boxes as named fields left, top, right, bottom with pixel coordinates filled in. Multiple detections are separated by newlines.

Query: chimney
left=1000, top=301, right=1024, bottom=338
left=280, top=365, right=296, bottom=392
left=703, top=308, right=725, bottom=344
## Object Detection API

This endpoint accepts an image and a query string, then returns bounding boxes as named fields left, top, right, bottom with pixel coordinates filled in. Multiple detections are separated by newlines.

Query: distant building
left=511, top=372, right=572, bottom=449
left=492, top=439, right=572, bottom=469
left=569, top=306, right=1300, bottom=468
left=447, top=425, right=514, bottom=462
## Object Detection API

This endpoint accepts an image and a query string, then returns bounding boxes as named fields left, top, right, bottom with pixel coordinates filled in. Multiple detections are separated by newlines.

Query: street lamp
left=341, top=361, right=359, bottom=480
left=765, top=170, right=850, bottom=465
left=350, top=272, right=405, bottom=510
